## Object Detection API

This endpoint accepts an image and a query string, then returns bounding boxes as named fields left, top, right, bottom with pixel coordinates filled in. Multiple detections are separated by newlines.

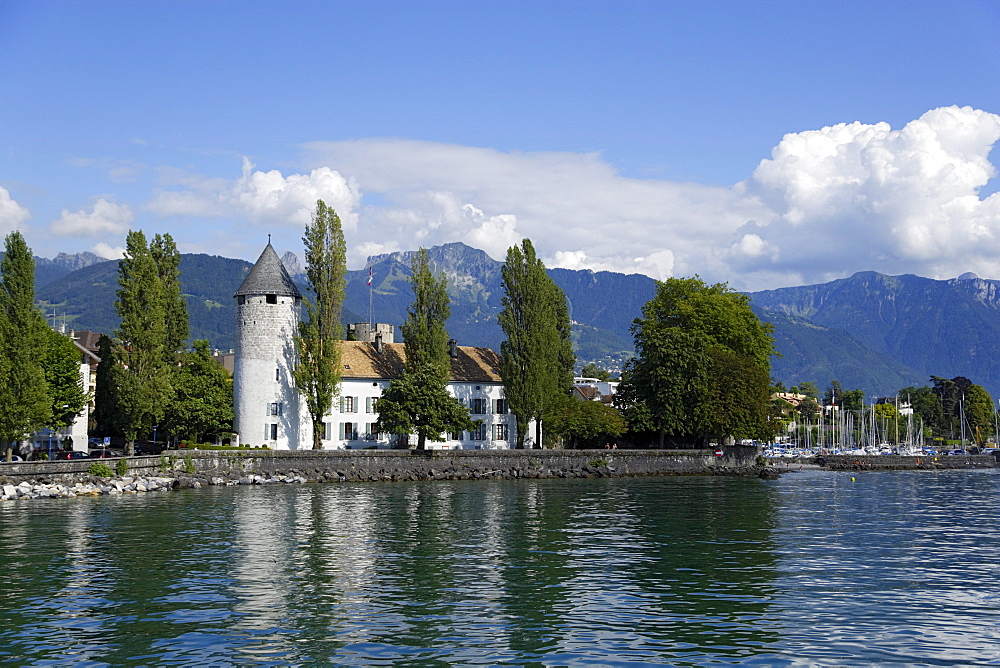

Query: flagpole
left=368, top=260, right=374, bottom=328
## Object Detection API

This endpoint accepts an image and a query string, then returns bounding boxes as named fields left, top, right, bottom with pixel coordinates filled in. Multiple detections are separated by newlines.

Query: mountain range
left=24, top=243, right=1000, bottom=401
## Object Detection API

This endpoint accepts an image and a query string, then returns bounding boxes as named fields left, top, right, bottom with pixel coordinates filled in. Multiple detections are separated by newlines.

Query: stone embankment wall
left=817, top=453, right=999, bottom=470
left=162, top=447, right=759, bottom=482
left=0, top=447, right=760, bottom=486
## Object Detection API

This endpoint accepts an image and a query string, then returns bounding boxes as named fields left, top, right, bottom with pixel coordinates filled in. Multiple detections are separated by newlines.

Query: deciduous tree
left=621, top=276, right=775, bottom=447
left=293, top=200, right=347, bottom=450
left=162, top=339, right=234, bottom=444
left=41, top=327, right=88, bottom=434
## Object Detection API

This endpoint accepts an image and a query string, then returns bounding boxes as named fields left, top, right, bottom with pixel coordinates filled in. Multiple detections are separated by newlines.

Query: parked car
left=56, top=451, right=91, bottom=460
left=89, top=449, right=123, bottom=459
left=1, top=455, right=24, bottom=463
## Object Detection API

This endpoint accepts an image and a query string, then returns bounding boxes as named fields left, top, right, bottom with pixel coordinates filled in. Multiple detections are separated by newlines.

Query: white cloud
left=148, top=158, right=361, bottom=233
left=303, top=139, right=762, bottom=279
left=297, top=106, right=1000, bottom=290
left=738, top=105, right=1000, bottom=286
left=91, top=242, right=125, bottom=260
left=50, top=199, right=134, bottom=237
left=0, top=186, right=30, bottom=235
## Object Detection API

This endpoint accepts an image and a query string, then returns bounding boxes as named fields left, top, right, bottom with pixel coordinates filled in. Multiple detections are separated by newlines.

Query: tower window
left=266, top=294, right=277, bottom=304
left=237, top=295, right=245, bottom=305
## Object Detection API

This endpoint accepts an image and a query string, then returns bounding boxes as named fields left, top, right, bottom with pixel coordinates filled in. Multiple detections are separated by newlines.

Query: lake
left=1, top=469, right=999, bottom=665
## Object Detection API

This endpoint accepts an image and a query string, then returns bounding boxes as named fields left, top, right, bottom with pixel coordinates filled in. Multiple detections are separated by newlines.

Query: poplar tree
left=150, top=233, right=189, bottom=356
left=113, top=230, right=172, bottom=455
left=93, top=333, right=122, bottom=438
left=0, top=232, right=50, bottom=460
left=376, top=248, right=474, bottom=449
left=294, top=200, right=348, bottom=450
left=498, top=239, right=575, bottom=448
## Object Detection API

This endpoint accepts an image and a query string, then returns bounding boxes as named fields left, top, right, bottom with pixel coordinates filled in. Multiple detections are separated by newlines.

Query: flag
left=367, top=266, right=373, bottom=286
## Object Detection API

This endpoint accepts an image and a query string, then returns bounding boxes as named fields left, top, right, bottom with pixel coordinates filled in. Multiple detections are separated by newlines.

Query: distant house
left=771, top=392, right=808, bottom=408
left=572, top=377, right=619, bottom=406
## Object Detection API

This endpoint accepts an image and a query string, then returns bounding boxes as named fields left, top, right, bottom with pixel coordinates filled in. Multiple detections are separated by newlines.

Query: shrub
left=183, top=456, right=196, bottom=474
left=88, top=462, right=114, bottom=477
left=115, top=457, right=128, bottom=477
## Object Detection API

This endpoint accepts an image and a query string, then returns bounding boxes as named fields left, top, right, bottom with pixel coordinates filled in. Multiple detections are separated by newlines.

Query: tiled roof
left=339, top=341, right=502, bottom=383
left=234, top=244, right=302, bottom=298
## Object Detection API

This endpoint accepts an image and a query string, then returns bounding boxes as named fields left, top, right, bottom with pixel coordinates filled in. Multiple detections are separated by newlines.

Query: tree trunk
left=417, top=432, right=426, bottom=450
left=312, top=416, right=323, bottom=450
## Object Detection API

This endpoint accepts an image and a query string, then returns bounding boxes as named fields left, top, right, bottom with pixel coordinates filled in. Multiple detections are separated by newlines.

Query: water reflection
left=2, top=473, right=999, bottom=664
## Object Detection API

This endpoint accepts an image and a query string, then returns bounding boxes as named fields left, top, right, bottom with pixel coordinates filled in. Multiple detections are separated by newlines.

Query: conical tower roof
left=234, top=243, right=302, bottom=298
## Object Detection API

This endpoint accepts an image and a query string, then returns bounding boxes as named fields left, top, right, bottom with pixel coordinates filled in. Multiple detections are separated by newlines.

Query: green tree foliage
left=964, top=383, right=994, bottom=439
left=545, top=395, right=626, bottom=449
left=621, top=276, right=775, bottom=447
left=376, top=248, right=472, bottom=450
left=823, top=380, right=844, bottom=406
left=0, top=232, right=51, bottom=458
left=161, top=340, right=234, bottom=443
left=93, top=334, right=121, bottom=437
left=498, top=239, right=575, bottom=448
left=375, top=365, right=476, bottom=449
left=840, top=388, right=865, bottom=412
left=580, top=362, right=611, bottom=381
left=798, top=381, right=820, bottom=399
left=150, top=233, right=189, bottom=355
left=797, top=397, right=820, bottom=419
left=113, top=230, right=172, bottom=454
left=41, top=327, right=88, bottom=431
left=400, top=248, right=451, bottom=378
left=293, top=200, right=347, bottom=450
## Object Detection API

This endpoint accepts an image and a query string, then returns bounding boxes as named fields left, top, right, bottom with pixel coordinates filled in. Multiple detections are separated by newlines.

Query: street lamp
left=153, top=424, right=158, bottom=450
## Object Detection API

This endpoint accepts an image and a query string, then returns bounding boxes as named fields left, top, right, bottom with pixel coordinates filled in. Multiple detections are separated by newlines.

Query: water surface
left=1, top=470, right=998, bottom=665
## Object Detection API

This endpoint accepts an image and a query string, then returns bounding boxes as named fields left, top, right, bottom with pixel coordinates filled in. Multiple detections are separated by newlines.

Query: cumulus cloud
left=148, top=158, right=361, bottom=232
left=0, top=186, right=30, bottom=235
left=50, top=199, right=134, bottom=237
left=303, top=139, right=760, bottom=279
left=91, top=242, right=125, bottom=260
left=738, top=105, right=1000, bottom=286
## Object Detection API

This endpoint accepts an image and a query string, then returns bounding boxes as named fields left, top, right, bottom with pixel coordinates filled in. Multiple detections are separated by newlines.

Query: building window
left=237, top=295, right=245, bottom=305
left=472, top=398, right=486, bottom=414
left=266, top=294, right=277, bottom=304
left=366, top=423, right=379, bottom=440
left=366, top=396, right=378, bottom=413
left=494, top=423, right=508, bottom=441
left=324, top=422, right=333, bottom=440
left=276, top=368, right=280, bottom=382
left=265, top=423, right=278, bottom=440
left=450, top=431, right=463, bottom=441
left=268, top=402, right=283, bottom=416
left=494, top=398, right=507, bottom=414
left=341, top=396, right=358, bottom=413
left=472, top=423, right=487, bottom=440
left=340, top=422, right=358, bottom=440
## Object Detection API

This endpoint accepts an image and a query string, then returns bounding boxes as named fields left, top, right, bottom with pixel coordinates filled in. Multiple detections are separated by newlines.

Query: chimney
left=449, top=339, right=458, bottom=358
left=375, top=332, right=383, bottom=353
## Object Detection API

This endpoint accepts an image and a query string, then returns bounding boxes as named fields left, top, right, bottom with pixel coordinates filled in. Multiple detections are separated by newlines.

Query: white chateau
left=232, top=243, right=517, bottom=450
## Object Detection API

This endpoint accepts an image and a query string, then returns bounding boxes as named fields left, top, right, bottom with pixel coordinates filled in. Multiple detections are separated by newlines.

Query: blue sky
left=3, top=0, right=1000, bottom=290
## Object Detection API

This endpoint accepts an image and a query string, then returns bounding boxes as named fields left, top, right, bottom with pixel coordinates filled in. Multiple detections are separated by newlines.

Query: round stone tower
left=233, top=243, right=303, bottom=449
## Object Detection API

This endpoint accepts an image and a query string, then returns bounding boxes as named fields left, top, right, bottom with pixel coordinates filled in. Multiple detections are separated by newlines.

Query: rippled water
left=1, top=470, right=999, bottom=665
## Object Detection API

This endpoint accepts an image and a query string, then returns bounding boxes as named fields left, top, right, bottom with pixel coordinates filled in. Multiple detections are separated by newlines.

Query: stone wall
left=161, top=448, right=744, bottom=481
left=818, top=453, right=999, bottom=469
